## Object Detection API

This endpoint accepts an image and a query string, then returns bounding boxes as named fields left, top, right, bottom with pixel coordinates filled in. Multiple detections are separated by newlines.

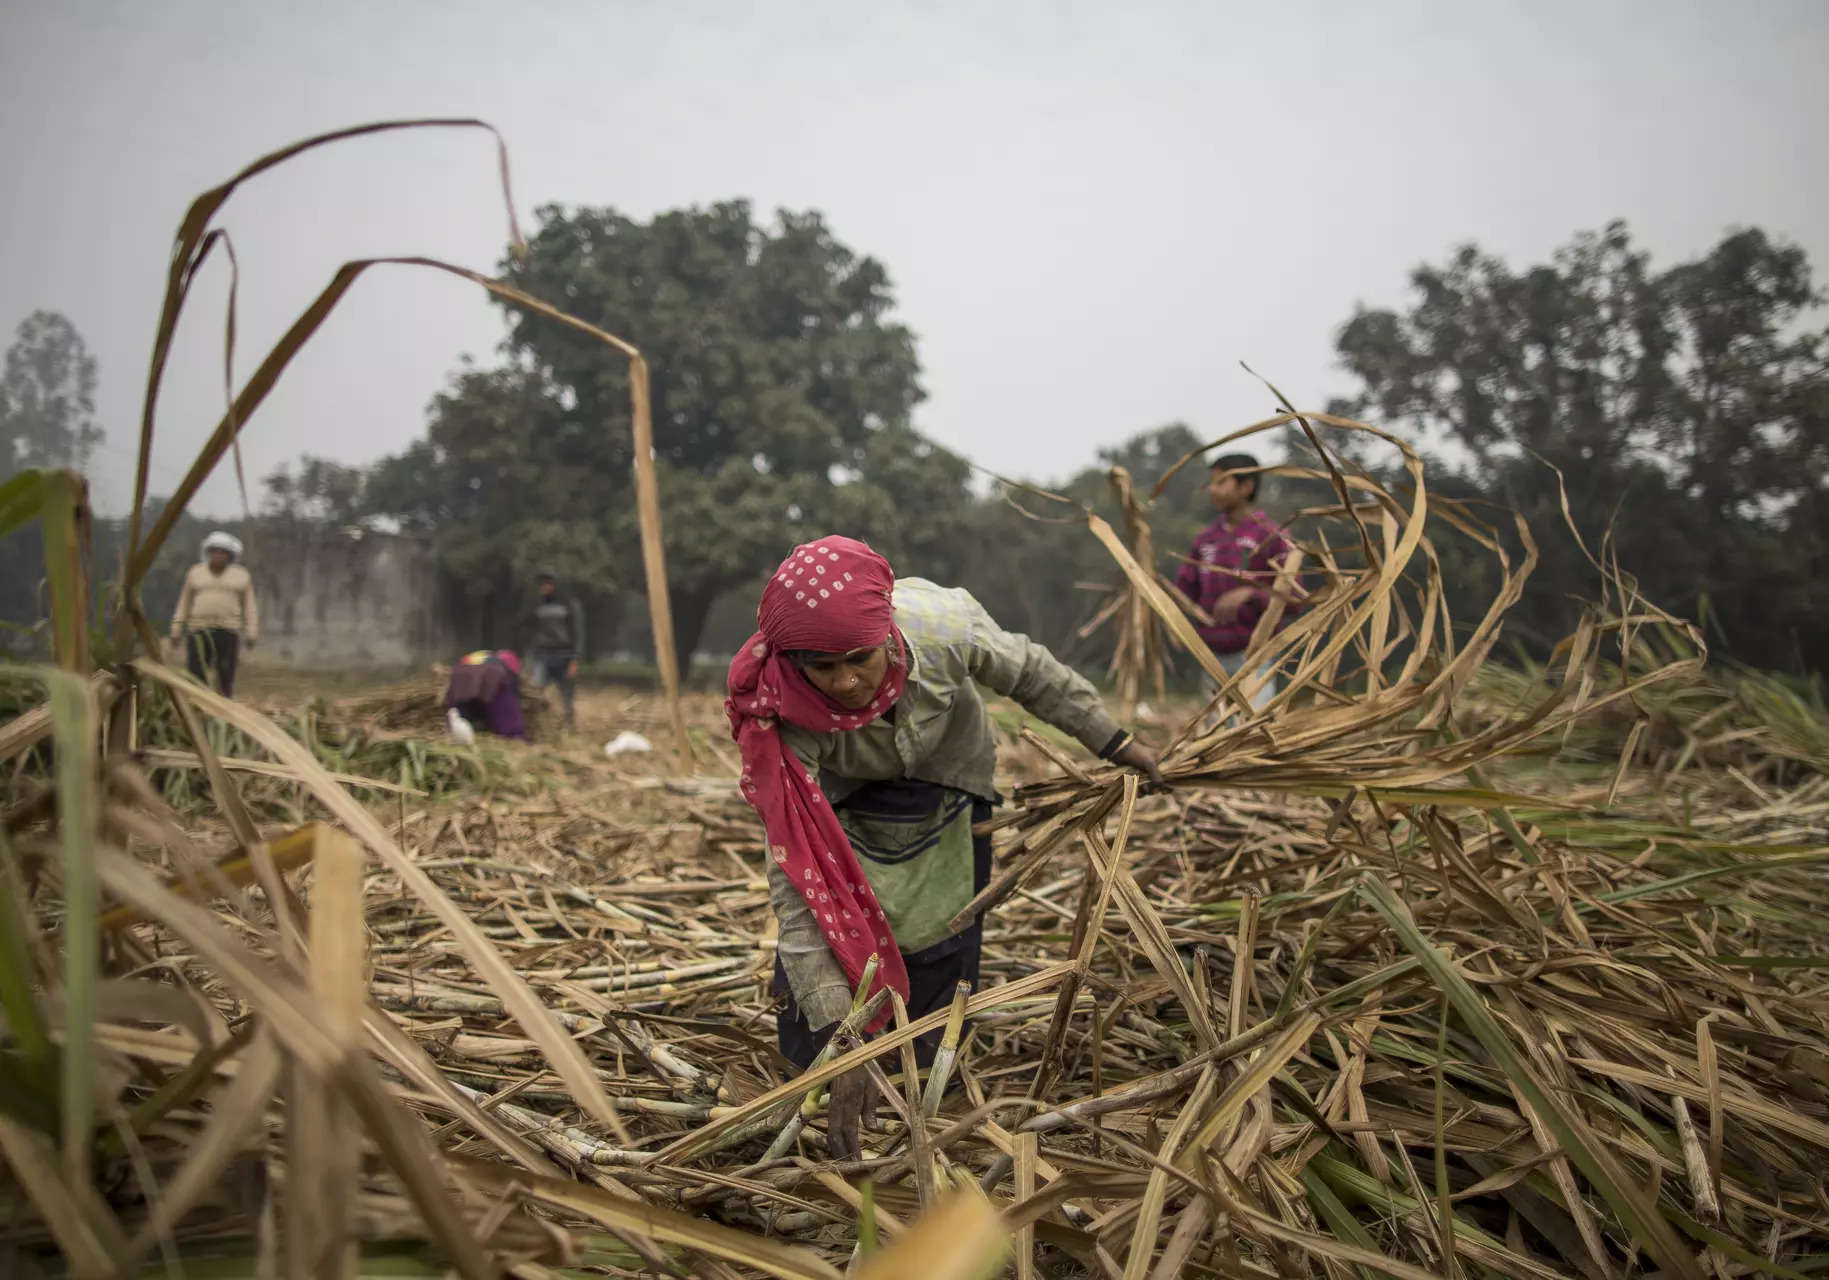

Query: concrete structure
left=259, top=528, right=456, bottom=666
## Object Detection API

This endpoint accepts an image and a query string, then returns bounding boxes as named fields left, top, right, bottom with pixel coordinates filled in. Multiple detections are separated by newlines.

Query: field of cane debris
left=6, top=647, right=1829, bottom=1279
left=5, top=119, right=1829, bottom=1279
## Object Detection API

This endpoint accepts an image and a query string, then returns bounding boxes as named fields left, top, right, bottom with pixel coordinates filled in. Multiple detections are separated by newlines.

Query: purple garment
left=479, top=683, right=526, bottom=739
left=444, top=660, right=507, bottom=706
left=1173, top=509, right=1297, bottom=654
left=443, top=657, right=526, bottom=740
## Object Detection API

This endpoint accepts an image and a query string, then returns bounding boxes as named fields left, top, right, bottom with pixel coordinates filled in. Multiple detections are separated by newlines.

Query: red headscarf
left=727, top=536, right=909, bottom=1031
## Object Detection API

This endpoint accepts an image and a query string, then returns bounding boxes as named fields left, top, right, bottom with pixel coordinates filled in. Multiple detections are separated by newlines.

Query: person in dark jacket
left=525, top=571, right=584, bottom=729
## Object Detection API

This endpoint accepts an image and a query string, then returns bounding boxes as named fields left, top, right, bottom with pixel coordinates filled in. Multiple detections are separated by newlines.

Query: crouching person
left=443, top=650, right=526, bottom=740
left=726, top=535, right=1159, bottom=1157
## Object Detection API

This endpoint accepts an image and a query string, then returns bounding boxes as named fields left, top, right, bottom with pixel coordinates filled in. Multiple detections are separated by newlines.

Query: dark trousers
left=185, top=628, right=241, bottom=698
left=532, top=650, right=575, bottom=726
left=775, top=789, right=992, bottom=1071
left=774, top=927, right=984, bottom=1071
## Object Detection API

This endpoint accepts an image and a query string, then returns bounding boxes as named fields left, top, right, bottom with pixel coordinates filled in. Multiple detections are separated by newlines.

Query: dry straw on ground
left=3, top=123, right=1827, bottom=1279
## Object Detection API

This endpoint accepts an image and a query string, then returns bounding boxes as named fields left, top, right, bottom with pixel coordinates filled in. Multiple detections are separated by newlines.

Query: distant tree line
left=353, top=206, right=1826, bottom=679
left=1329, top=221, right=1828, bottom=676
left=4, top=214, right=1824, bottom=682
left=0, top=314, right=386, bottom=654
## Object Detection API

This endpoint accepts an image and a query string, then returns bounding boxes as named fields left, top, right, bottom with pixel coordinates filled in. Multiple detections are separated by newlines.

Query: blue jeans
left=530, top=651, right=575, bottom=726
left=1203, top=649, right=1278, bottom=727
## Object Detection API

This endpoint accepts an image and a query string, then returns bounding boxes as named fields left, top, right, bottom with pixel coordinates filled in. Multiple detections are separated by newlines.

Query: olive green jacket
left=768, top=578, right=1122, bottom=1027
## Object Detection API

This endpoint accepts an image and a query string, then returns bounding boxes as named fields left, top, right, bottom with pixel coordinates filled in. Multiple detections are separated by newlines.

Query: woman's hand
left=1112, top=738, right=1163, bottom=784
left=826, top=1065, right=877, bottom=1160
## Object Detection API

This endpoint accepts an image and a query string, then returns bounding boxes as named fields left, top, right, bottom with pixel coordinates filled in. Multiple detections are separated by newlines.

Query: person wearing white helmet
left=169, top=531, right=259, bottom=697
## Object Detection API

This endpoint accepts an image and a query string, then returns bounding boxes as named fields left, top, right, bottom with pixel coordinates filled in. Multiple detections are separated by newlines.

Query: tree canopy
left=0, top=311, right=103, bottom=645
left=263, top=455, right=369, bottom=527
left=2, top=311, right=100, bottom=476
left=170, top=211, right=1829, bottom=686
left=364, top=200, right=947, bottom=665
left=1333, top=221, right=1829, bottom=673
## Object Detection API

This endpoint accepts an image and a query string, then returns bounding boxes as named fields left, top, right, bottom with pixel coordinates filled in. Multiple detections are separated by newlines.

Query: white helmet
left=201, top=531, right=243, bottom=559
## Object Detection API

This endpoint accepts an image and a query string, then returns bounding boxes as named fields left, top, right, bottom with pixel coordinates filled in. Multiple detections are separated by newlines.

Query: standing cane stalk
left=919, top=982, right=971, bottom=1120
left=763, top=955, right=886, bottom=1161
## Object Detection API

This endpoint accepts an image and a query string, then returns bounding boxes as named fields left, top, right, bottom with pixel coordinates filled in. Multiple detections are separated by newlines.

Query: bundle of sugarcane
left=2, top=671, right=522, bottom=820
left=1072, top=465, right=1178, bottom=725
left=335, top=671, right=559, bottom=743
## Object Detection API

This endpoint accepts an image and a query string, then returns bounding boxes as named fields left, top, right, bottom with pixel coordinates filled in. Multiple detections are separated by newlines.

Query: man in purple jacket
left=1173, top=452, right=1299, bottom=710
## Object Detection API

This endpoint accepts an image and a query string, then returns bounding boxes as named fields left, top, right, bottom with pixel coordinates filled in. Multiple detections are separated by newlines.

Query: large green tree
left=363, top=362, right=612, bottom=651
left=2, top=311, right=101, bottom=476
left=368, top=201, right=937, bottom=667
left=499, top=201, right=928, bottom=666
left=263, top=455, right=369, bottom=527
left=1333, top=222, right=1829, bottom=673
left=0, top=311, right=103, bottom=646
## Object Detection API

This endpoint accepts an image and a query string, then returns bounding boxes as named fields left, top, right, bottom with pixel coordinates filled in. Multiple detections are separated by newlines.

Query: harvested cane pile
left=336, top=673, right=559, bottom=743
left=0, top=672, right=523, bottom=823
left=4, top=122, right=1828, bottom=1279
left=7, top=411, right=1826, bottom=1278
left=337, top=730, right=1829, bottom=1280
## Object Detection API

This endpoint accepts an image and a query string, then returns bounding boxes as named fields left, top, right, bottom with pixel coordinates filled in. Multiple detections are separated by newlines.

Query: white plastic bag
left=446, top=707, right=476, bottom=746
left=603, top=731, right=652, bottom=757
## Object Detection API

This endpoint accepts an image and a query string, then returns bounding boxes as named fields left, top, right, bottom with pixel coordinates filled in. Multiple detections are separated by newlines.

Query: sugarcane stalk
left=447, top=1082, right=649, bottom=1166
left=919, top=981, right=971, bottom=1119
left=763, top=955, right=884, bottom=1161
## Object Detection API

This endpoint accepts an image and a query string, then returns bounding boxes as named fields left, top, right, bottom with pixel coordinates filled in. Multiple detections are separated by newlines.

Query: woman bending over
left=727, top=536, right=1158, bottom=1156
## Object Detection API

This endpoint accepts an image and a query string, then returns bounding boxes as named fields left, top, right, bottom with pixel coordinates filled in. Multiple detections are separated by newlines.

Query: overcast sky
left=4, top=0, right=1826, bottom=517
